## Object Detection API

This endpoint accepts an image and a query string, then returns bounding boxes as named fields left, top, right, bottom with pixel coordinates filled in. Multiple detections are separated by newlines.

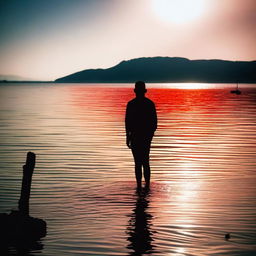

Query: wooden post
left=18, top=152, right=36, bottom=216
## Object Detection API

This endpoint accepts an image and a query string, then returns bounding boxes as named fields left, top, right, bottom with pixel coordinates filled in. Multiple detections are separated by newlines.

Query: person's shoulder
left=145, top=97, right=155, bottom=105
left=127, top=98, right=136, bottom=107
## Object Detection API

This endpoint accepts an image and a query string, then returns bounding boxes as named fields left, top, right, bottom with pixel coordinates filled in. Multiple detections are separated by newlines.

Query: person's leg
left=132, top=147, right=142, bottom=188
left=143, top=154, right=150, bottom=186
left=135, top=164, right=142, bottom=188
left=144, top=166, right=150, bottom=186
left=142, top=139, right=152, bottom=187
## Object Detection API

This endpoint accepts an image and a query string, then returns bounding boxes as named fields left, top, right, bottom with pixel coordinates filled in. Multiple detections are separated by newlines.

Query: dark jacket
left=125, top=97, right=157, bottom=137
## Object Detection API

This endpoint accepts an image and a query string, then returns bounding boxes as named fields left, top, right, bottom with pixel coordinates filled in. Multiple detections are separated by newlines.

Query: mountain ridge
left=55, top=57, right=256, bottom=83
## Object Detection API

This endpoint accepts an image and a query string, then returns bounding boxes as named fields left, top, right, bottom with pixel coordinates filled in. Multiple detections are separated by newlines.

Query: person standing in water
left=125, top=81, right=157, bottom=188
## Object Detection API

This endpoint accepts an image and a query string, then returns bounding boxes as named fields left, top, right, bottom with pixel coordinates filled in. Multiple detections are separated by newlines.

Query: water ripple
left=0, top=84, right=256, bottom=255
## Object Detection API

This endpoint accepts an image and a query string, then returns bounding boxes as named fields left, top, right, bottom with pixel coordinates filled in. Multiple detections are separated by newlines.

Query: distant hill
left=55, top=57, right=256, bottom=83
left=0, top=75, right=35, bottom=81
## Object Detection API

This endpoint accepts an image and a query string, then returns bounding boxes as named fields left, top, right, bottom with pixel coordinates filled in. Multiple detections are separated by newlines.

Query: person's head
left=134, top=81, right=147, bottom=97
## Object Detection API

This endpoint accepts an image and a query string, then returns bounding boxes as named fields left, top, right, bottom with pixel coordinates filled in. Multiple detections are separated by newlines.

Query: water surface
left=0, top=83, right=256, bottom=255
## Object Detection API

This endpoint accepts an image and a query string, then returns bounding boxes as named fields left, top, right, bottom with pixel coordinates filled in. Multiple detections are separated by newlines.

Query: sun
left=151, top=0, right=206, bottom=25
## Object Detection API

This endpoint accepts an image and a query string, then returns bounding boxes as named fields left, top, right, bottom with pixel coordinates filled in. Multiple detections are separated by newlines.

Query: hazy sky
left=0, top=0, right=255, bottom=80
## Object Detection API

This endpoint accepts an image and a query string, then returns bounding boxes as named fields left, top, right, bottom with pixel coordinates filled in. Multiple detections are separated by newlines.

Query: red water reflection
left=69, top=86, right=226, bottom=109
left=67, top=86, right=235, bottom=122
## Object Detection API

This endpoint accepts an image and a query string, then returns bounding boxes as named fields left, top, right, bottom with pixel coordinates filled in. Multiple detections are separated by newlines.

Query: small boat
left=230, top=83, right=241, bottom=95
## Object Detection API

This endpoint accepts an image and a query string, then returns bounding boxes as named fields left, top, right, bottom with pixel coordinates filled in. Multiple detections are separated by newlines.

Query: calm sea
left=0, top=83, right=256, bottom=256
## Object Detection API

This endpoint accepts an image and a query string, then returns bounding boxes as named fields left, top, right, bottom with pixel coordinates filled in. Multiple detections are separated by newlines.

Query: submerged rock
left=0, top=211, right=46, bottom=242
left=225, top=233, right=231, bottom=240
left=0, top=152, right=47, bottom=251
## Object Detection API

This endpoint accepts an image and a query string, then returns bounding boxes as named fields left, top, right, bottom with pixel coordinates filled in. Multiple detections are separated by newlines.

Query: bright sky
left=0, top=0, right=255, bottom=80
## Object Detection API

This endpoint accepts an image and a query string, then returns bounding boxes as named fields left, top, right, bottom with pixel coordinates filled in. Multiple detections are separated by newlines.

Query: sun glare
left=151, top=0, right=206, bottom=25
left=160, top=83, right=211, bottom=89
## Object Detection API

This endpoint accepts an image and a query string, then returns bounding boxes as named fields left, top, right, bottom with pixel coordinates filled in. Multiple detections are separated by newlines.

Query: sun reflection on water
left=173, top=247, right=186, bottom=256
left=156, top=83, right=212, bottom=89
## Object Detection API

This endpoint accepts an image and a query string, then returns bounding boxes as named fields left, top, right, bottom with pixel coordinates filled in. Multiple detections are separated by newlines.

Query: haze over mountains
left=55, top=57, right=256, bottom=83
left=0, top=75, right=35, bottom=81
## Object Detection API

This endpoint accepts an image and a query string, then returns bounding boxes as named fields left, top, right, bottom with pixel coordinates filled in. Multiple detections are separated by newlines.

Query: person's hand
left=126, top=136, right=131, bottom=149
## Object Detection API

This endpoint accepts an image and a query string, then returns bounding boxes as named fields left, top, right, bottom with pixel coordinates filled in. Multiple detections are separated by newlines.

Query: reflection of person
left=126, top=189, right=154, bottom=255
left=125, top=81, right=157, bottom=188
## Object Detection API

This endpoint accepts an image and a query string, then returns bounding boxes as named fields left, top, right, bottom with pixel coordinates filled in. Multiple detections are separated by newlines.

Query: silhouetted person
left=125, top=81, right=157, bottom=188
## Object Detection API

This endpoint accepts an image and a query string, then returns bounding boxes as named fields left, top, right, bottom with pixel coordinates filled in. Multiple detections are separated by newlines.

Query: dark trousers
left=131, top=135, right=152, bottom=186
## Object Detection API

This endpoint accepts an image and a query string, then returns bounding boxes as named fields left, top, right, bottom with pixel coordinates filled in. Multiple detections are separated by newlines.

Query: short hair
left=134, top=81, right=146, bottom=92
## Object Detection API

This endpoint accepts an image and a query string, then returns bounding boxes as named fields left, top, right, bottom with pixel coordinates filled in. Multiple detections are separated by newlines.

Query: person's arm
left=125, top=103, right=132, bottom=148
left=152, top=102, right=157, bottom=133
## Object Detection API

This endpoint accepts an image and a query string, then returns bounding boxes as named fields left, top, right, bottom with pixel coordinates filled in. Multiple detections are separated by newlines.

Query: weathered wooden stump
left=0, top=152, right=47, bottom=248
left=19, top=151, right=36, bottom=216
